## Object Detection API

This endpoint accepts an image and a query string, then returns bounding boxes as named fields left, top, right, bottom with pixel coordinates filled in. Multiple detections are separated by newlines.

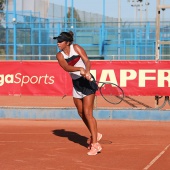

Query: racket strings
left=99, top=83, right=124, bottom=104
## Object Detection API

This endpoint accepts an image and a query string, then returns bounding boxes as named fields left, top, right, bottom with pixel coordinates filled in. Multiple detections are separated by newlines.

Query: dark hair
left=53, top=31, right=74, bottom=43
left=63, top=32, right=74, bottom=42
left=68, top=31, right=74, bottom=38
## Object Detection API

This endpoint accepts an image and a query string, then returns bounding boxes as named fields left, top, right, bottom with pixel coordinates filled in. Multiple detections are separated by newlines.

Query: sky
left=50, top=0, right=170, bottom=21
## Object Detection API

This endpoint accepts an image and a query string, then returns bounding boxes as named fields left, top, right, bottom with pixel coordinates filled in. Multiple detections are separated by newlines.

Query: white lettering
left=90, top=70, right=96, bottom=80
left=5, top=74, right=14, bottom=84
left=139, top=70, right=156, bottom=87
left=30, top=76, right=39, bottom=84
left=0, top=69, right=169, bottom=89
left=0, top=75, right=4, bottom=86
left=14, top=73, right=22, bottom=83
left=158, top=70, right=170, bottom=87
left=120, top=70, right=137, bottom=87
left=21, top=76, right=30, bottom=86
left=49, top=76, right=55, bottom=84
left=99, top=70, right=117, bottom=87
left=0, top=73, right=55, bottom=87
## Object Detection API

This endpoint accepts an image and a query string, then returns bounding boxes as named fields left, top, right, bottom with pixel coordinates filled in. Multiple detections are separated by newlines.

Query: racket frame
left=92, top=79, right=124, bottom=105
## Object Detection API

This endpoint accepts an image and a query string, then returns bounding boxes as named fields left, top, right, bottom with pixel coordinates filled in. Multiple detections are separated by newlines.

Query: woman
left=54, top=31, right=102, bottom=156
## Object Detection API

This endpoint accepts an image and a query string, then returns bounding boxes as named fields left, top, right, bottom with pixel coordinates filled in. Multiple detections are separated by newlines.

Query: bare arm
left=73, top=44, right=92, bottom=80
left=56, top=52, right=85, bottom=75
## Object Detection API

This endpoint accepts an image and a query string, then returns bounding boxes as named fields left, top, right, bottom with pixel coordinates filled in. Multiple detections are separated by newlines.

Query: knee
left=78, top=111, right=83, bottom=118
left=84, top=112, right=93, bottom=120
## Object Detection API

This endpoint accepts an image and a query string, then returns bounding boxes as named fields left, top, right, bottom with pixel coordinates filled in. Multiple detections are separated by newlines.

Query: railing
left=1, top=11, right=170, bottom=60
left=0, top=55, right=170, bottom=61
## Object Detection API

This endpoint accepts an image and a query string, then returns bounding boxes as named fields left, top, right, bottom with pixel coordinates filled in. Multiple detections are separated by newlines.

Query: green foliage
left=0, top=0, right=6, bottom=10
left=0, top=0, right=6, bottom=55
left=67, top=7, right=81, bottom=22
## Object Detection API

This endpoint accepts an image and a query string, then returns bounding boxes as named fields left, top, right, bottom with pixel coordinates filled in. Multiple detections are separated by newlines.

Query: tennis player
left=54, top=31, right=102, bottom=155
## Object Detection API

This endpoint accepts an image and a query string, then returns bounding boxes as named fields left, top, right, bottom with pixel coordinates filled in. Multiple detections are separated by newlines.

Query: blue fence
left=0, top=10, right=170, bottom=60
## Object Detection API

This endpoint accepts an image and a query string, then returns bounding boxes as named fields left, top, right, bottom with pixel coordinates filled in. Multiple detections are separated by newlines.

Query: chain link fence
left=0, top=0, right=170, bottom=60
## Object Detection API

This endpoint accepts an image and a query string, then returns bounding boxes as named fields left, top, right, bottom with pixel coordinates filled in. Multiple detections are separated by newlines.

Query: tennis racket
left=90, top=77, right=124, bottom=105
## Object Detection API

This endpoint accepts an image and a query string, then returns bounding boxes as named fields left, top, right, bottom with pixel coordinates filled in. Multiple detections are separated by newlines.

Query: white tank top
left=61, top=44, right=86, bottom=80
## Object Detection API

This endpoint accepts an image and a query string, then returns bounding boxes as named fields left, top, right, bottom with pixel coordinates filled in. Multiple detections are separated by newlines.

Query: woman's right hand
left=80, top=68, right=86, bottom=76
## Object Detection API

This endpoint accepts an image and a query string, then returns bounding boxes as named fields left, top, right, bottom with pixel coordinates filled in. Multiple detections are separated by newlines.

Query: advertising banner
left=0, top=61, right=170, bottom=96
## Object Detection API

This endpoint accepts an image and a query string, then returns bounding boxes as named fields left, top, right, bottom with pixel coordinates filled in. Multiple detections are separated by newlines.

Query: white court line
left=0, top=133, right=49, bottom=134
left=143, top=144, right=170, bottom=170
left=0, top=141, right=70, bottom=144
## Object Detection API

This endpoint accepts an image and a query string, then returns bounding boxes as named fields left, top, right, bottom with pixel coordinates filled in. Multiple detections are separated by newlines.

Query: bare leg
left=73, top=97, right=91, bottom=132
left=82, top=94, right=98, bottom=143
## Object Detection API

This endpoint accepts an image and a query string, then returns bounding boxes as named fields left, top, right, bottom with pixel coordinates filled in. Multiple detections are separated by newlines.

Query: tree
left=67, top=7, right=81, bottom=22
left=0, top=0, right=6, bottom=22
left=0, top=0, right=6, bottom=10
left=67, top=7, right=81, bottom=28
left=0, top=0, right=6, bottom=56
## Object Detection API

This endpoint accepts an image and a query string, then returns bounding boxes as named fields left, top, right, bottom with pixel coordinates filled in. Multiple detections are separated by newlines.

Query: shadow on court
left=0, top=119, right=170, bottom=170
left=52, top=129, right=89, bottom=148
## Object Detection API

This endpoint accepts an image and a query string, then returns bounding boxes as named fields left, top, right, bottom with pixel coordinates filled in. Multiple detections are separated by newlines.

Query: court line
left=143, top=144, right=170, bottom=170
left=0, top=133, right=50, bottom=134
left=0, top=141, right=70, bottom=144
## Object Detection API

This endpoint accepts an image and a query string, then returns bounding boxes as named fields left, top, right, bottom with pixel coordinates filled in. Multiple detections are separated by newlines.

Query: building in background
left=7, top=0, right=49, bottom=18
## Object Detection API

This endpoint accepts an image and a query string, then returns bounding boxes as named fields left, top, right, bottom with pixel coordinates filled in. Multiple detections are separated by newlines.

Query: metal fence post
left=13, top=0, right=17, bottom=60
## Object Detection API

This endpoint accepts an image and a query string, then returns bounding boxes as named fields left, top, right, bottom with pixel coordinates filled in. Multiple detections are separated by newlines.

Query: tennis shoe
left=87, top=132, right=102, bottom=150
left=87, top=143, right=102, bottom=156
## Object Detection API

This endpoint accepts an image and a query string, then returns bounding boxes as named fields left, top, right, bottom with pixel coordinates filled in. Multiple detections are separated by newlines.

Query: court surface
left=0, top=119, right=170, bottom=170
left=0, top=95, right=169, bottom=110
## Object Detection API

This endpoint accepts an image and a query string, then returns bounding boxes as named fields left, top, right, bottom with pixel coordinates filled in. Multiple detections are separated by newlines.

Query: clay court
left=0, top=95, right=170, bottom=170
left=0, top=119, right=170, bottom=170
left=0, top=95, right=169, bottom=110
